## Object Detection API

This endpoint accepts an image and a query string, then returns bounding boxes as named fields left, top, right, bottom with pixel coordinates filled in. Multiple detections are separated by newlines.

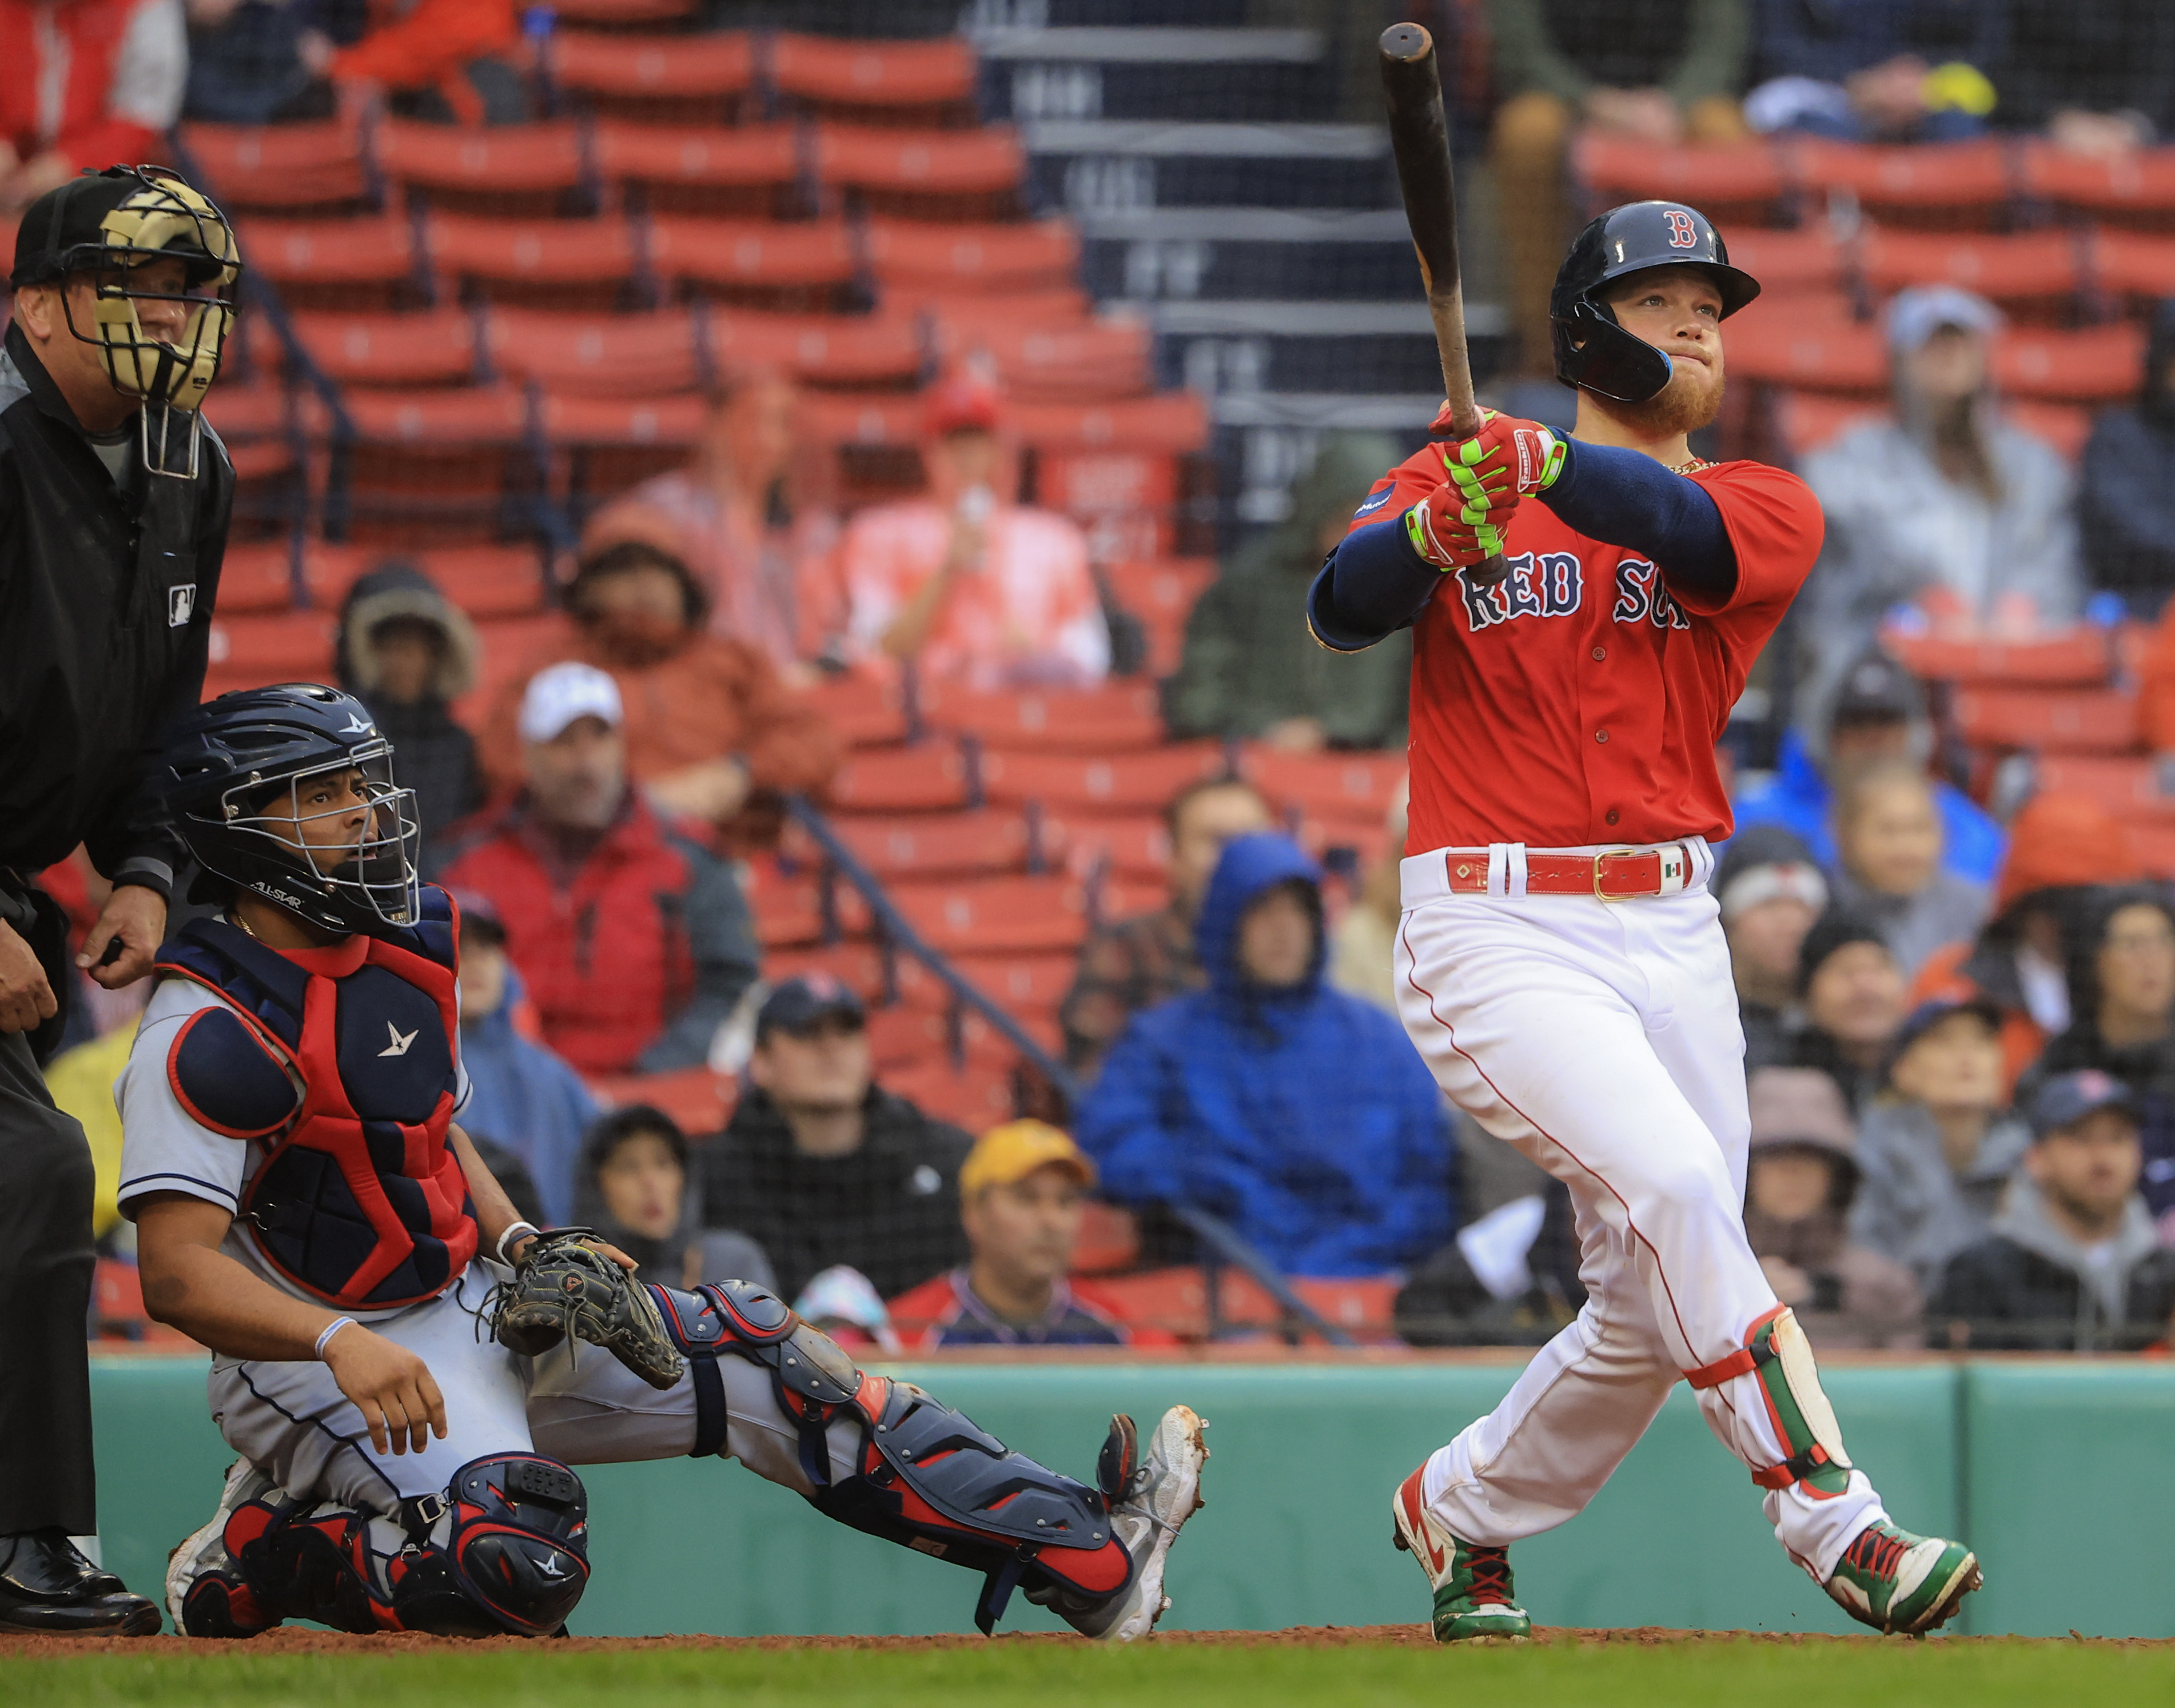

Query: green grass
left=12, top=1639, right=2175, bottom=1708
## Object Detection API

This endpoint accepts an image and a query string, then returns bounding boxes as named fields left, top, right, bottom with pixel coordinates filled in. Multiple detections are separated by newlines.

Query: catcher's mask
left=12, top=165, right=242, bottom=477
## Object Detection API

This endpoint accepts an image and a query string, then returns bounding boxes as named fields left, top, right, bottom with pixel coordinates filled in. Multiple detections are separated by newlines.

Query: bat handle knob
left=1465, top=552, right=1510, bottom=589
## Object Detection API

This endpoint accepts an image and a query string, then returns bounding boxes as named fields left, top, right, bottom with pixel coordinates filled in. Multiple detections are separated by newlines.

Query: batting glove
left=1429, top=404, right=1567, bottom=513
left=1404, top=487, right=1503, bottom=571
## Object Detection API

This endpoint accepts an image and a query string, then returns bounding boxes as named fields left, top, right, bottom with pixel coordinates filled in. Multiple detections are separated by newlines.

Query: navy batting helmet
left=160, top=683, right=421, bottom=935
left=1551, top=201, right=1760, bottom=403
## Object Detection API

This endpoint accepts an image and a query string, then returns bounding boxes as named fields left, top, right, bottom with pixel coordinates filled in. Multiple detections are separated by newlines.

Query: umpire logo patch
left=168, top=583, right=197, bottom=626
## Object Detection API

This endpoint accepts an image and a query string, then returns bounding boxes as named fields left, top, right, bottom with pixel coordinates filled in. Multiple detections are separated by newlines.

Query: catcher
left=120, top=683, right=1208, bottom=1641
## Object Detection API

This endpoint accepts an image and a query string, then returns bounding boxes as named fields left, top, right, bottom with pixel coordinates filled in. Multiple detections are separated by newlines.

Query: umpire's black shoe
left=0, top=1529, right=162, bottom=1635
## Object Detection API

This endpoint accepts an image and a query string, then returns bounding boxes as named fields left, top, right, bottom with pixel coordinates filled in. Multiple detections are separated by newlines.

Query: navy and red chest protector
left=155, top=886, right=479, bottom=1310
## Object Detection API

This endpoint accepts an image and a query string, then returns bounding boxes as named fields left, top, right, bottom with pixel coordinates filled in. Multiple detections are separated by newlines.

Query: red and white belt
left=1410, top=842, right=1702, bottom=903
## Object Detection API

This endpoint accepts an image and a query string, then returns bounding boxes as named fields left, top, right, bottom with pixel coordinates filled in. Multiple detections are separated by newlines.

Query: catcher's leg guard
left=654, top=1279, right=1134, bottom=1633
left=1684, top=1305, right=1854, bottom=1498
left=211, top=1454, right=590, bottom=1638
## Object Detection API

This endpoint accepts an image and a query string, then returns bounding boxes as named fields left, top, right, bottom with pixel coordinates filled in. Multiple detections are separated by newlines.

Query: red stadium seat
left=945, top=951, right=1078, bottom=1017
left=708, top=310, right=926, bottom=392
left=2021, top=141, right=2175, bottom=230
left=182, top=121, right=370, bottom=217
left=591, top=121, right=803, bottom=218
left=1724, top=310, right=1887, bottom=395
left=375, top=121, right=590, bottom=219
left=1070, top=1202, right=1140, bottom=1275
left=648, top=217, right=858, bottom=312
left=304, top=542, right=547, bottom=617
left=832, top=810, right=1036, bottom=879
left=549, top=0, right=691, bottom=27
left=888, top=875, right=1090, bottom=954
left=933, top=316, right=1152, bottom=402
left=886, top=284, right=1093, bottom=326
left=289, top=308, right=479, bottom=388
left=1994, top=323, right=2146, bottom=404
left=1051, top=812, right=1169, bottom=884
left=537, top=392, right=706, bottom=513
left=826, top=743, right=974, bottom=813
left=795, top=671, right=910, bottom=748
left=1713, top=226, right=1846, bottom=298
left=1861, top=227, right=2084, bottom=318
left=547, top=29, right=754, bottom=125
left=240, top=216, right=421, bottom=313
left=1769, top=392, right=1889, bottom=460
left=1242, top=748, right=1407, bottom=829
left=2030, top=756, right=2175, bottom=823
left=2007, top=399, right=2092, bottom=464
left=881, top=1056, right=1017, bottom=1131
left=585, top=1066, right=736, bottom=1135
left=1008, top=394, right=1210, bottom=456
left=209, top=610, right=337, bottom=677
left=205, top=379, right=293, bottom=446
left=425, top=214, right=639, bottom=311
left=317, top=385, right=536, bottom=547
left=487, top=308, right=704, bottom=397
left=2125, top=820, right=2175, bottom=879
left=1104, top=558, right=1216, bottom=620
left=862, top=217, right=1077, bottom=295
left=1885, top=626, right=2112, bottom=687
left=1570, top=134, right=1788, bottom=221
left=1951, top=687, right=2140, bottom=755
left=216, top=542, right=300, bottom=613
left=980, top=744, right=1229, bottom=815
left=770, top=33, right=979, bottom=128
left=1793, top=139, right=2013, bottom=229
left=921, top=681, right=1165, bottom=753
left=2088, top=229, right=2175, bottom=310
left=795, top=392, right=929, bottom=449
left=815, top=127, right=1026, bottom=220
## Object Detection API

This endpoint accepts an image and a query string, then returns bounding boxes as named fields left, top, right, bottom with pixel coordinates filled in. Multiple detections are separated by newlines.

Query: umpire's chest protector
left=156, top=892, right=478, bottom=1308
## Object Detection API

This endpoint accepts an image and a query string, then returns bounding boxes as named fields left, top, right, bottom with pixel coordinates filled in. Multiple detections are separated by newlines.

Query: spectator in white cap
left=439, top=660, right=759, bottom=1078
left=1798, top=283, right=2081, bottom=723
left=1714, top=825, right=1830, bottom=1070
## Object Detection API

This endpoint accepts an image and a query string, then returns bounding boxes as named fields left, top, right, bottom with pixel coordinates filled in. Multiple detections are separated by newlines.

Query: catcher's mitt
left=490, top=1228, right=686, bottom=1391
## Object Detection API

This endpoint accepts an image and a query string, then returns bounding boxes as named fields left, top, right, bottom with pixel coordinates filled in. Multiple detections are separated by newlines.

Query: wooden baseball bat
left=1378, top=22, right=1507, bottom=586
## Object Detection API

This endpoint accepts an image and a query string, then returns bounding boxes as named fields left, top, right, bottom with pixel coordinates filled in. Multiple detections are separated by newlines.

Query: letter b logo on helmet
left=1663, top=208, right=1700, bottom=249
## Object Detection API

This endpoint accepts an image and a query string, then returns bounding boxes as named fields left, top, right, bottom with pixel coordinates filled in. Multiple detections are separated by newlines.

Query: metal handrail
left=1171, top=1204, right=1356, bottom=1348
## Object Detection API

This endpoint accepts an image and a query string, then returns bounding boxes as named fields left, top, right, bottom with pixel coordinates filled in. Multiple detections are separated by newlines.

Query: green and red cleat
left=1823, top=1520, right=1981, bottom=1635
left=1390, top=1464, right=1531, bottom=1642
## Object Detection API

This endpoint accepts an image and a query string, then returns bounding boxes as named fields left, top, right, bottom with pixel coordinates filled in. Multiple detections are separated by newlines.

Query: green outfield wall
left=87, top=1355, right=2175, bottom=1639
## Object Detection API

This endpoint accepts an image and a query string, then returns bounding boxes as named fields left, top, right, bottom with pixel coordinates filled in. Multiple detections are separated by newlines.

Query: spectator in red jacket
left=0, top=0, right=188, bottom=212
left=440, top=661, right=760, bottom=1077
left=303, top=0, right=526, bottom=126
left=888, top=1120, right=1174, bottom=1350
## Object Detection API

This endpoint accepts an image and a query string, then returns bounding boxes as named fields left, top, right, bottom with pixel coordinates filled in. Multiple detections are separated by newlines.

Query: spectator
left=1929, top=1071, right=2175, bottom=1351
left=1993, top=0, right=2175, bottom=157
left=1911, top=793, right=2144, bottom=1092
left=1851, top=995, right=2029, bottom=1288
left=334, top=559, right=482, bottom=875
left=481, top=539, right=840, bottom=844
left=182, top=0, right=345, bottom=125
left=1789, top=907, right=1909, bottom=1112
left=886, top=1120, right=1168, bottom=1348
left=1059, top=777, right=1272, bottom=1075
left=0, top=0, right=187, bottom=212
left=1742, top=0, right=1997, bottom=142
left=1800, top=288, right=2080, bottom=712
left=573, top=1104, right=775, bottom=1291
left=443, top=662, right=760, bottom=1077
left=1167, top=432, right=1410, bottom=752
left=2027, top=888, right=2175, bottom=1234
left=1329, top=783, right=1409, bottom=1018
left=309, top=0, right=527, bottom=126
left=1714, top=824, right=1829, bottom=1070
left=1395, top=1183, right=1587, bottom=1349
left=840, top=376, right=1108, bottom=692
left=700, top=976, right=971, bottom=1303
left=1732, top=645, right=2003, bottom=887
left=1486, top=0, right=1748, bottom=376
left=448, top=891, right=596, bottom=1227
left=1830, top=759, right=1989, bottom=979
left=2082, top=300, right=2175, bottom=621
left=1743, top=1067, right=1922, bottom=1351
left=1077, top=832, right=1452, bottom=1278
left=582, top=367, right=843, bottom=685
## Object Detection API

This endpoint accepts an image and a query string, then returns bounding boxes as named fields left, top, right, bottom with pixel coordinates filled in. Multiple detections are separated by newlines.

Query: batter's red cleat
left=1390, top=1463, right=1531, bottom=1642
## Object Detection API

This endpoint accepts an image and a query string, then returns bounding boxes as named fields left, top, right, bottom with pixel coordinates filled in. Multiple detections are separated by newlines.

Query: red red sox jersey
left=1349, top=448, right=1822, bottom=854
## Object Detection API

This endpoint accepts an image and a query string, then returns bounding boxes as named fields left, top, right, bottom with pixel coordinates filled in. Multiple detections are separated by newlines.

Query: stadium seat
left=648, top=217, right=859, bottom=312
left=2006, top=399, right=2092, bottom=464
left=182, top=121, right=371, bottom=217
left=1241, top=748, right=1407, bottom=829
left=545, top=29, right=755, bottom=125
left=866, top=1002, right=1021, bottom=1071
left=1884, top=626, right=2112, bottom=687
left=375, top=120, right=592, bottom=220
left=979, top=744, right=1229, bottom=815
left=1724, top=310, right=1887, bottom=396
left=536, top=392, right=707, bottom=517
left=1009, top=394, right=1212, bottom=456
left=1861, top=228, right=2084, bottom=319
left=547, top=0, right=691, bottom=27
left=1103, top=557, right=1216, bottom=622
left=1994, top=323, right=2146, bottom=404
left=215, top=541, right=301, bottom=613
left=425, top=213, right=640, bottom=312
left=2088, top=229, right=2175, bottom=311
left=1950, top=687, right=2141, bottom=755
left=826, top=742, right=975, bottom=813
left=880, top=1055, right=1017, bottom=1132
left=2124, top=819, right=2175, bottom=880
left=945, top=952, right=1079, bottom=1019
left=885, top=284, right=1094, bottom=327
left=1793, top=138, right=2013, bottom=229
left=933, top=316, right=1153, bottom=402
left=921, top=681, right=1166, bottom=753
left=1711, top=226, right=1846, bottom=298
left=769, top=33, right=980, bottom=129
left=795, top=392, right=930, bottom=450
left=708, top=310, right=927, bottom=392
left=796, top=671, right=911, bottom=748
left=592, top=121, right=805, bottom=218
left=861, top=217, right=1077, bottom=296
left=1768, top=391, right=1887, bottom=460
left=1569, top=134, right=1789, bottom=222
left=584, top=1066, right=736, bottom=1135
left=832, top=809, right=1037, bottom=879
left=2020, top=141, right=2175, bottom=230
left=2031, top=755, right=2175, bottom=823
left=209, top=610, right=337, bottom=679
left=815, top=127, right=1027, bottom=221
left=240, top=216, right=423, bottom=313
left=288, top=308, right=480, bottom=388
left=205, top=378, right=294, bottom=448
left=486, top=308, right=704, bottom=397
left=304, top=542, right=548, bottom=617
left=888, top=875, right=1090, bottom=955
left=319, top=385, right=539, bottom=546
left=1070, top=1202, right=1141, bottom=1274
left=1051, top=811, right=1169, bottom=885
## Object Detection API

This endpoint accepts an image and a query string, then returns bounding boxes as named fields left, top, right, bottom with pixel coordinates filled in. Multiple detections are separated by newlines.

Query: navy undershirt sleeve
left=1309, top=516, right=1439, bottom=652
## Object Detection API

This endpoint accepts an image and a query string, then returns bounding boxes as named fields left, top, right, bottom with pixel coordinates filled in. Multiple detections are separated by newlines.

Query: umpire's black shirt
left=0, top=320, right=232, bottom=892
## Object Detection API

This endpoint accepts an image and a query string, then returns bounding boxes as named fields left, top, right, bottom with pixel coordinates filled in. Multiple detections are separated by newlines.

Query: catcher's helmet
left=1551, top=201, right=1760, bottom=403
left=160, top=684, right=422, bottom=936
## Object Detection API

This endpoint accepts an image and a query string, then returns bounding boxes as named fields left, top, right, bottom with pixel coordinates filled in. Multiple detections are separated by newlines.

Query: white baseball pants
left=1395, top=842, right=1885, bottom=1581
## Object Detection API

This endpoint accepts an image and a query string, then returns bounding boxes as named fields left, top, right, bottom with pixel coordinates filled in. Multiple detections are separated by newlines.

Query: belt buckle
left=1592, top=847, right=1644, bottom=902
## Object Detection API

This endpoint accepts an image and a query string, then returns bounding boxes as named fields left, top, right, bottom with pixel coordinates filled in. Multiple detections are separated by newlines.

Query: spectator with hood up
left=1077, top=832, right=1451, bottom=1278
left=1712, top=824, right=1829, bottom=1070
left=334, top=558, right=483, bottom=873
left=1829, top=759, right=1989, bottom=980
left=2083, top=300, right=2175, bottom=621
left=1930, top=1071, right=2175, bottom=1352
left=1911, top=793, right=2144, bottom=1093
left=1788, top=907, right=1909, bottom=1113
left=1168, top=432, right=1411, bottom=752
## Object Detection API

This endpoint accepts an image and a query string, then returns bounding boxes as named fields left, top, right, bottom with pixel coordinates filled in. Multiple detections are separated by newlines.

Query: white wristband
left=496, top=1222, right=541, bottom=1266
left=314, top=1316, right=357, bottom=1360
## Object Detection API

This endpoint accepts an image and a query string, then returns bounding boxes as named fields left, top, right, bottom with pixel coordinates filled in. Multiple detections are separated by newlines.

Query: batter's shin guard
left=1684, top=1305, right=1854, bottom=1498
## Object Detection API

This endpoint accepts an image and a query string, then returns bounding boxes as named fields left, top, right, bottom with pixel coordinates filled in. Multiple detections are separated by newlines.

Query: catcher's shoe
left=167, top=1459, right=280, bottom=1638
left=1391, top=1464, right=1531, bottom=1642
left=1046, top=1406, right=1209, bottom=1643
left=1822, top=1520, right=1980, bottom=1635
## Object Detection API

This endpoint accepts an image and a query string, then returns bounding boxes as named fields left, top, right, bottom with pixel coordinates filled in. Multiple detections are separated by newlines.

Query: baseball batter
left=1309, top=202, right=1980, bottom=1641
left=119, top=683, right=1206, bottom=1642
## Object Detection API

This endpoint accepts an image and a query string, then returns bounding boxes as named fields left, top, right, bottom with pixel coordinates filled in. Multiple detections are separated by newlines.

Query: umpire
left=0, top=166, right=240, bottom=1634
